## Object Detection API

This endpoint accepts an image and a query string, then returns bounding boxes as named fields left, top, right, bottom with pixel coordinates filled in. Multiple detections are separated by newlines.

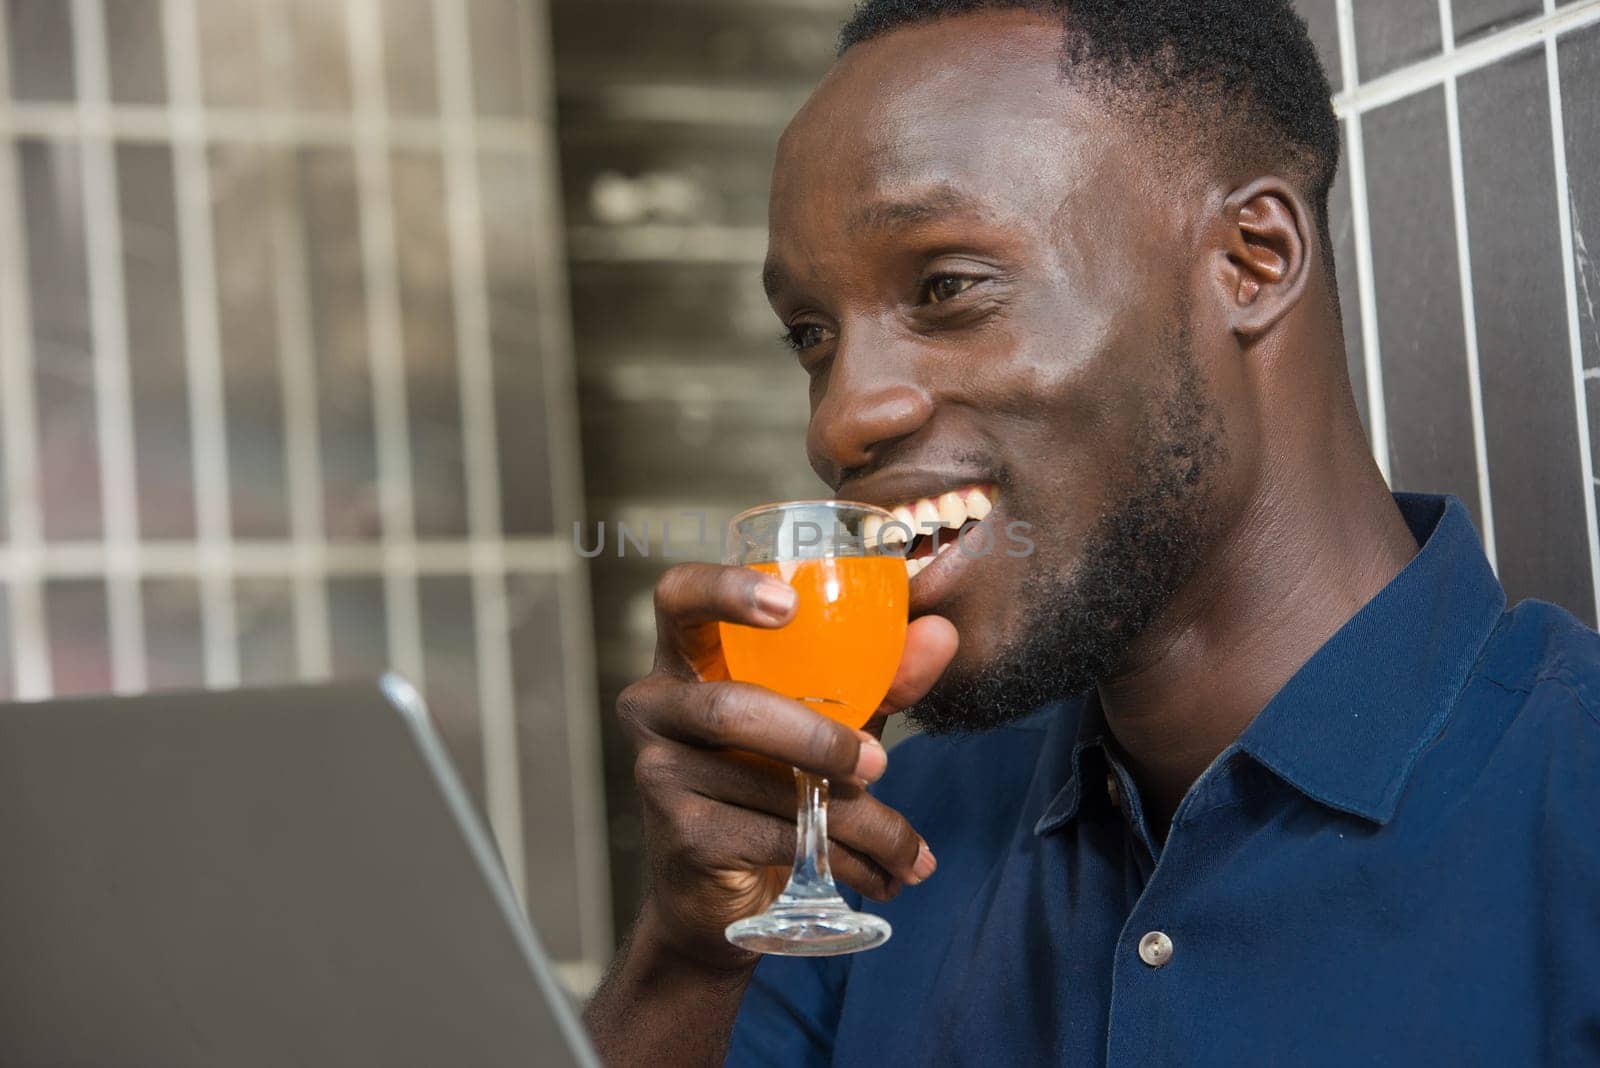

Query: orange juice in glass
left=720, top=555, right=908, bottom=729
left=718, top=501, right=908, bottom=956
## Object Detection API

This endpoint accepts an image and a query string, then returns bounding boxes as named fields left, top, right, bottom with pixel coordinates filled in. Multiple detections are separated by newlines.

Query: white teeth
left=905, top=541, right=957, bottom=581
left=937, top=491, right=966, bottom=529
left=882, top=485, right=997, bottom=552
left=884, top=506, right=913, bottom=544
left=886, top=485, right=999, bottom=584
left=862, top=514, right=885, bottom=547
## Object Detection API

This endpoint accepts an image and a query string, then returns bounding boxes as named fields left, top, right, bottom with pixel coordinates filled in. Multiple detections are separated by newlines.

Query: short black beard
left=906, top=348, right=1225, bottom=735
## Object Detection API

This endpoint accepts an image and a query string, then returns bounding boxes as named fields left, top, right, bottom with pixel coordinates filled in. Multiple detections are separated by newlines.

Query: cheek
left=956, top=301, right=1158, bottom=503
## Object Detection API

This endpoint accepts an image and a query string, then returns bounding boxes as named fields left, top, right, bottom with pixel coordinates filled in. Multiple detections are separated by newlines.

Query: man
left=584, top=1, right=1600, bottom=1064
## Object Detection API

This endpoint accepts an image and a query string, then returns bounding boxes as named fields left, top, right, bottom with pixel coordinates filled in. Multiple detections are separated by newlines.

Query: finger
left=658, top=744, right=925, bottom=885
left=858, top=615, right=959, bottom=739
left=624, top=676, right=874, bottom=783
left=671, top=795, right=903, bottom=903
left=883, top=615, right=959, bottom=711
left=829, top=842, right=903, bottom=903
left=828, top=788, right=929, bottom=885
left=670, top=794, right=792, bottom=871
left=651, top=563, right=797, bottom=680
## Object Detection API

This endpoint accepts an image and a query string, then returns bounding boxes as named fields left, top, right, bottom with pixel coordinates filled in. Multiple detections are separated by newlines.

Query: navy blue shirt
left=729, top=494, right=1600, bottom=1066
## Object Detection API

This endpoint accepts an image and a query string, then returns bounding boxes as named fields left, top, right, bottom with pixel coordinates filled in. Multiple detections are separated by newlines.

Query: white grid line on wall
left=526, top=0, right=617, bottom=977
left=0, top=106, right=539, bottom=153
left=348, top=0, right=425, bottom=691
left=434, top=0, right=531, bottom=910
left=1335, top=0, right=1392, bottom=483
left=0, top=539, right=574, bottom=581
left=165, top=0, right=240, bottom=686
left=1437, top=0, right=1498, bottom=571
left=258, top=0, right=333, bottom=683
left=0, top=0, right=49, bottom=700
left=73, top=0, right=148, bottom=694
left=1332, top=1, right=1600, bottom=118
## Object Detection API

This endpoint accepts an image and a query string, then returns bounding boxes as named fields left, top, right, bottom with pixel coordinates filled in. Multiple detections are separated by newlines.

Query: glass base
left=725, top=900, right=892, bottom=957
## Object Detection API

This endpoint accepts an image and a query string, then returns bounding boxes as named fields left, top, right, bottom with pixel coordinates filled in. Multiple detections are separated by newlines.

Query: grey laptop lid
left=0, top=677, right=600, bottom=1068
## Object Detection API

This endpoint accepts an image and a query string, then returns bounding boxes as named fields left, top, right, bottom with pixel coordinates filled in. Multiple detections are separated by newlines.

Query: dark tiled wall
left=1355, top=0, right=1443, bottom=81
left=1301, top=0, right=1600, bottom=623
left=1456, top=0, right=1546, bottom=42
left=1458, top=47, right=1593, bottom=619
left=1363, top=87, right=1483, bottom=531
left=552, top=0, right=843, bottom=936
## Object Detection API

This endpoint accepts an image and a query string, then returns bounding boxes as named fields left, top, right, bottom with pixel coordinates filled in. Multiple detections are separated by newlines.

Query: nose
left=806, top=328, right=934, bottom=485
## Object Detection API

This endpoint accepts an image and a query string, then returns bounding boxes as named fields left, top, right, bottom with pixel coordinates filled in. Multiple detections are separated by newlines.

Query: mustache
left=839, top=448, right=1015, bottom=494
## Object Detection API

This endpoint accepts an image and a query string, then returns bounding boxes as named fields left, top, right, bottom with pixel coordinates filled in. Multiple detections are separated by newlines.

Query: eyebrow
left=762, top=186, right=987, bottom=298
left=851, top=186, right=984, bottom=233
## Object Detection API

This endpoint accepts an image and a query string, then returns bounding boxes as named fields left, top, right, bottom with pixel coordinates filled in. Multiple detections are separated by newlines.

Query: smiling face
left=765, top=11, right=1241, bottom=728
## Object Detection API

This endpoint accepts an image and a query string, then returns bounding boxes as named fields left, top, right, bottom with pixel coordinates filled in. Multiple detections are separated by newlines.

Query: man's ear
left=1219, top=177, right=1313, bottom=340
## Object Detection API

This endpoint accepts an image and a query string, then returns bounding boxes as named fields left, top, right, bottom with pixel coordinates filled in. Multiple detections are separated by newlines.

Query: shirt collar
left=1031, top=694, right=1109, bottom=836
left=1034, top=493, right=1505, bottom=836
left=1236, top=493, right=1505, bottom=823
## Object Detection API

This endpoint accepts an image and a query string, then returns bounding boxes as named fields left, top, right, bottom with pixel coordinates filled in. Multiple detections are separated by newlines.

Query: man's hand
left=585, top=562, right=957, bottom=1063
left=622, top=562, right=957, bottom=966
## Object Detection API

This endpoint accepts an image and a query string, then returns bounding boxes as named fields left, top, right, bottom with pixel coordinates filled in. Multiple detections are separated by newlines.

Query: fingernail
left=853, top=736, right=887, bottom=783
left=753, top=580, right=797, bottom=621
left=910, top=839, right=937, bottom=884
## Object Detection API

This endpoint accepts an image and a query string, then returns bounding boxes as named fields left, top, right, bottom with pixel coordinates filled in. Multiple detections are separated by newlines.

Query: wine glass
left=718, top=500, right=910, bottom=956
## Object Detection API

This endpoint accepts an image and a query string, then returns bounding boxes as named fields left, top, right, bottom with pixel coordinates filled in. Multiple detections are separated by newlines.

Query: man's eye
left=923, top=275, right=978, bottom=305
left=783, top=324, right=828, bottom=352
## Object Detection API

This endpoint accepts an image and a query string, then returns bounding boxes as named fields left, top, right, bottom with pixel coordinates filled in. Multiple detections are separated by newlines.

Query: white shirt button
left=1138, top=931, right=1174, bottom=968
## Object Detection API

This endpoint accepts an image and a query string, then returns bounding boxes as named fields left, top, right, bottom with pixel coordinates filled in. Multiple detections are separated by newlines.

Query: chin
left=944, top=636, right=1003, bottom=682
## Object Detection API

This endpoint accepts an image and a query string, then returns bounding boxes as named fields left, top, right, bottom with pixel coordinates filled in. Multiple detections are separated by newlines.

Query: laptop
left=0, top=676, right=601, bottom=1068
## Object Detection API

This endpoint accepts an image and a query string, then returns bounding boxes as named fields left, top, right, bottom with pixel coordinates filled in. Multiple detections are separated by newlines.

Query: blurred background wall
left=0, top=0, right=610, bottom=991
left=0, top=0, right=1597, bottom=985
left=550, top=0, right=1600, bottom=941
left=549, top=0, right=842, bottom=946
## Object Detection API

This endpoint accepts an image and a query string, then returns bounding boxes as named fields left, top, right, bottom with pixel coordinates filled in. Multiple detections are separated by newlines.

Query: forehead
left=771, top=11, right=1126, bottom=237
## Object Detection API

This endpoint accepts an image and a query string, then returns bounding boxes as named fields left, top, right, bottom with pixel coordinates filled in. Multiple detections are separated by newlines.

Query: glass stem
left=780, top=770, right=842, bottom=904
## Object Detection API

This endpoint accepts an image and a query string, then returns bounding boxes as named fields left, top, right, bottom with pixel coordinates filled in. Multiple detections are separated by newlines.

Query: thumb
left=861, top=615, right=959, bottom=740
